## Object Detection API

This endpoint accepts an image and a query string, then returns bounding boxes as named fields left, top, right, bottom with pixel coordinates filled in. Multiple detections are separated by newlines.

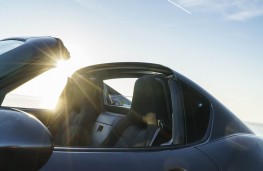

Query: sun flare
left=2, top=60, right=75, bottom=110
left=40, top=60, right=75, bottom=109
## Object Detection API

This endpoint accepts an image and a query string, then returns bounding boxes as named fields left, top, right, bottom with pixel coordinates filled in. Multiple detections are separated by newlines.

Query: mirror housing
left=0, top=108, right=53, bottom=171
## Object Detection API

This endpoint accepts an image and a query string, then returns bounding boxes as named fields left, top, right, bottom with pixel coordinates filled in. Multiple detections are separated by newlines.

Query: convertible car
left=0, top=37, right=262, bottom=171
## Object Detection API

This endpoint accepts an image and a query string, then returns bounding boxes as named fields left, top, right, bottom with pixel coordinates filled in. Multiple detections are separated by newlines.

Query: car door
left=40, top=78, right=218, bottom=171
left=41, top=146, right=218, bottom=171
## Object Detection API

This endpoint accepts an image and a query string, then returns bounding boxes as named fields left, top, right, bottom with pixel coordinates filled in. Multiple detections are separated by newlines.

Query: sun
left=40, top=60, right=75, bottom=109
left=2, top=60, right=75, bottom=110
left=2, top=53, right=91, bottom=110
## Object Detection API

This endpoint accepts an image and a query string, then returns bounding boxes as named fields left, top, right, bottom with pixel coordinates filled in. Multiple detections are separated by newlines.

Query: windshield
left=1, top=63, right=69, bottom=109
left=0, top=40, right=24, bottom=55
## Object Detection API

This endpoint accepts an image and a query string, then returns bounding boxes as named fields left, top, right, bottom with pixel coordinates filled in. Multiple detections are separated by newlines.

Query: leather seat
left=106, top=75, right=172, bottom=147
left=53, top=76, right=100, bottom=146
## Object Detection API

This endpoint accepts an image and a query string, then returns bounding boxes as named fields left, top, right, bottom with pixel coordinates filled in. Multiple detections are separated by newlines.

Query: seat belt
left=145, top=124, right=161, bottom=147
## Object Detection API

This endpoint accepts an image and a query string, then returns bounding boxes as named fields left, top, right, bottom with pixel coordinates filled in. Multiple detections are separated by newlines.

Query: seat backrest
left=53, top=76, right=101, bottom=146
left=107, top=75, right=171, bottom=147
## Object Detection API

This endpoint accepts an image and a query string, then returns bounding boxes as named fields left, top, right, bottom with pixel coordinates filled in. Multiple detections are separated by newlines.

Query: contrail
left=167, top=0, right=192, bottom=14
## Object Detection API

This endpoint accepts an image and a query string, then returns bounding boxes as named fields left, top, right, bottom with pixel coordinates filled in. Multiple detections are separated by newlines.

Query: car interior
left=1, top=66, right=211, bottom=148
left=47, top=68, right=174, bottom=148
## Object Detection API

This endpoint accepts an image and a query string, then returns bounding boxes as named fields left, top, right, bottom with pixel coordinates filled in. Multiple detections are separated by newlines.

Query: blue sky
left=0, top=0, right=262, bottom=123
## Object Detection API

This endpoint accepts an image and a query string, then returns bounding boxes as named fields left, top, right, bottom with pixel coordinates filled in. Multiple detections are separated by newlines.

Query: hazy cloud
left=175, top=0, right=263, bottom=21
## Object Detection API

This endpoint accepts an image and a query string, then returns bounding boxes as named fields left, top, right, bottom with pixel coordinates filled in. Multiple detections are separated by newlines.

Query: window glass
left=2, top=69, right=67, bottom=109
left=103, top=78, right=137, bottom=108
left=181, top=83, right=210, bottom=144
left=0, top=40, right=24, bottom=55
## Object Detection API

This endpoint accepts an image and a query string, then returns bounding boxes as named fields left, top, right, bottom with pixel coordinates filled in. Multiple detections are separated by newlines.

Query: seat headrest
left=71, top=77, right=99, bottom=111
left=57, top=76, right=99, bottom=113
left=128, top=75, right=170, bottom=124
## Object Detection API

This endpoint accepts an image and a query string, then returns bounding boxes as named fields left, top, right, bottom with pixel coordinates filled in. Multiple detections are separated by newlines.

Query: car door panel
left=40, top=146, right=218, bottom=171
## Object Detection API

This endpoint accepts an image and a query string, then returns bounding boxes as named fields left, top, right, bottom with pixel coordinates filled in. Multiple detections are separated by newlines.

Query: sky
left=0, top=0, right=263, bottom=123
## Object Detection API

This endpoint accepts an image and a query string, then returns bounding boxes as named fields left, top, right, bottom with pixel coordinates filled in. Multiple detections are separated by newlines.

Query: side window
left=103, top=78, right=137, bottom=108
left=181, top=83, right=210, bottom=144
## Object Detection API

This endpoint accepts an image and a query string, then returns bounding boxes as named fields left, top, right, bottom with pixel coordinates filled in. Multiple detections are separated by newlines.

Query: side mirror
left=0, top=108, right=53, bottom=171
